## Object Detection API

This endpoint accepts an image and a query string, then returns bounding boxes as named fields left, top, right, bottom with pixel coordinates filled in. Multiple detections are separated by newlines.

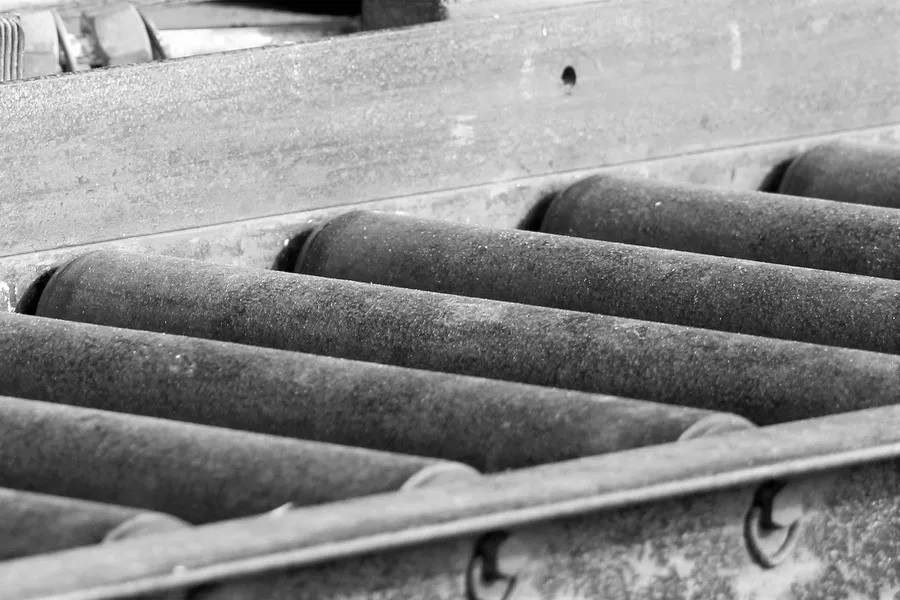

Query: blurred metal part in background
left=0, top=1, right=359, bottom=78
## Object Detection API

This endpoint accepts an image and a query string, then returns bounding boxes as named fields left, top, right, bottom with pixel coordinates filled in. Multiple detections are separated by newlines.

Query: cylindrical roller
left=0, top=487, right=188, bottom=561
left=291, top=210, right=900, bottom=353
left=778, top=141, right=900, bottom=209
left=0, top=313, right=748, bottom=472
left=23, top=250, right=900, bottom=425
left=0, top=395, right=475, bottom=524
left=539, top=173, right=900, bottom=279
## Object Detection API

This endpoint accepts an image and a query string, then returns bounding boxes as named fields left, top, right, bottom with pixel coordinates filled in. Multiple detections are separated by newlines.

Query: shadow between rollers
left=758, top=157, right=795, bottom=193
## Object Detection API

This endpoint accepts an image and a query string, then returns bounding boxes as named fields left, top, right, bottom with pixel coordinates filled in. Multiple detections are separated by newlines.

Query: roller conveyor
left=2, top=1, right=900, bottom=598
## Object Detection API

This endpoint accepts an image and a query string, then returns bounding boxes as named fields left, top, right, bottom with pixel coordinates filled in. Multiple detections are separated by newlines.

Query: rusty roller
left=0, top=487, right=189, bottom=561
left=0, top=312, right=751, bottom=472
left=0, top=395, right=476, bottom=524
left=778, top=141, right=900, bottom=209
left=539, top=173, right=900, bottom=279
left=21, top=250, right=900, bottom=426
left=290, top=210, right=900, bottom=354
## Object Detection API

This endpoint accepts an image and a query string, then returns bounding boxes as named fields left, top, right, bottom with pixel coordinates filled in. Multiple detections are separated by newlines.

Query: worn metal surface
left=0, top=487, right=189, bottom=560
left=779, top=141, right=900, bottom=210
left=5, top=404, right=900, bottom=599
left=0, top=312, right=751, bottom=472
left=27, top=249, right=900, bottom=426
left=295, top=210, right=900, bottom=354
left=1, top=0, right=898, bottom=256
left=541, top=173, right=900, bottom=279
left=0, top=394, right=475, bottom=524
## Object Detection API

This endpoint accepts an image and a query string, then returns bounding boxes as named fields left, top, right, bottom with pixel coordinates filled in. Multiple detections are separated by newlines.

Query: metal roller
left=539, top=173, right=900, bottom=279
left=22, top=250, right=900, bottom=426
left=0, top=395, right=476, bottom=524
left=0, top=487, right=188, bottom=561
left=778, top=141, right=900, bottom=209
left=0, top=312, right=749, bottom=472
left=292, top=210, right=900, bottom=354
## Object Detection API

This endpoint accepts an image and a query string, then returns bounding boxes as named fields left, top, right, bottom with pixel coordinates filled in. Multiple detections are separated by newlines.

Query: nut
left=82, top=3, right=151, bottom=67
left=19, top=11, right=61, bottom=78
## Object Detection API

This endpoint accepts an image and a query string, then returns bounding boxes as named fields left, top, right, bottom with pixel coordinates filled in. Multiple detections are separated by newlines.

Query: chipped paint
left=729, top=22, right=742, bottom=71
left=451, top=115, right=476, bottom=148
left=521, top=56, right=535, bottom=100
left=0, top=282, right=13, bottom=313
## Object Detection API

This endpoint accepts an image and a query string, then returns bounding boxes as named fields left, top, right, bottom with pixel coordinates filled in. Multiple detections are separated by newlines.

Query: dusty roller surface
left=23, top=250, right=900, bottom=426
left=0, top=395, right=474, bottom=524
left=540, top=173, right=900, bottom=279
left=0, top=487, right=188, bottom=561
left=778, top=141, right=900, bottom=209
left=0, top=313, right=751, bottom=472
left=292, top=210, right=900, bottom=354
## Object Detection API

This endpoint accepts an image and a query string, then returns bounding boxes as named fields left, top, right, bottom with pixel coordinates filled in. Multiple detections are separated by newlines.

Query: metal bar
left=25, top=250, right=900, bottom=426
left=1, top=0, right=897, bottom=256
left=778, top=141, right=900, bottom=209
left=0, top=394, right=475, bottom=524
left=0, top=487, right=188, bottom=560
left=4, top=404, right=900, bottom=598
left=0, top=312, right=750, bottom=472
left=293, top=210, right=900, bottom=354
left=540, top=172, right=900, bottom=279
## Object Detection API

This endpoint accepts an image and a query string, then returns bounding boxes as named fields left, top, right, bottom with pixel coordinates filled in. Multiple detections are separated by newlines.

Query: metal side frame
left=3, top=404, right=900, bottom=599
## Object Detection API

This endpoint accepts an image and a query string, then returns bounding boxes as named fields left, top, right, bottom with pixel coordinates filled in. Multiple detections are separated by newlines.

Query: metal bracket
left=466, top=531, right=532, bottom=600
left=745, top=480, right=805, bottom=568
